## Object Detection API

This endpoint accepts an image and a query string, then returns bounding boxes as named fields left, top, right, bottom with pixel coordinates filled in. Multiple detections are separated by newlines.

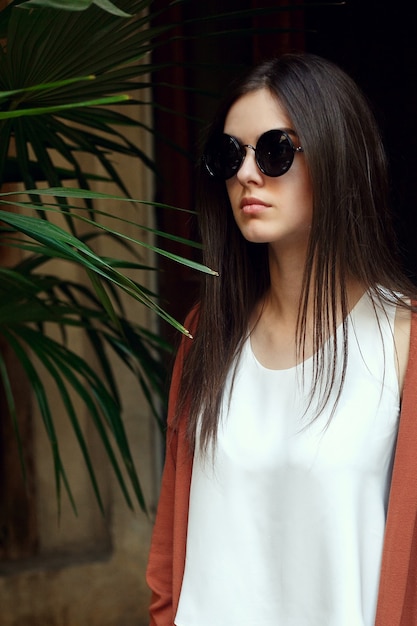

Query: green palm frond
left=0, top=183, right=211, bottom=512
left=0, top=190, right=213, bottom=333
left=18, top=1, right=133, bottom=16
left=0, top=0, right=170, bottom=202
left=0, top=233, right=171, bottom=514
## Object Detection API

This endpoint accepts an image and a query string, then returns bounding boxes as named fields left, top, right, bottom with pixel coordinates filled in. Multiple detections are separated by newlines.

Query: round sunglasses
left=203, top=129, right=303, bottom=180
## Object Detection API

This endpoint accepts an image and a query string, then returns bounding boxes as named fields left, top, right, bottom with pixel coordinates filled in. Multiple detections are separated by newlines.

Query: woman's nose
left=236, top=145, right=264, bottom=185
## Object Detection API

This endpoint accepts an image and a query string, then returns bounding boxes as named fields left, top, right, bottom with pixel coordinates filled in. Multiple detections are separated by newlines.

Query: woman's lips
left=240, top=197, right=270, bottom=214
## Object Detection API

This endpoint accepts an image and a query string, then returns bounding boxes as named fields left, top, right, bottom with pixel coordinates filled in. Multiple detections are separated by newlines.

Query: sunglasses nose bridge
left=238, top=143, right=260, bottom=175
left=242, top=143, right=257, bottom=163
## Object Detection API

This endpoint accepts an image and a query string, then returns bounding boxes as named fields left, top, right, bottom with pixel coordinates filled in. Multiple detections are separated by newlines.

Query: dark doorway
left=305, top=0, right=417, bottom=282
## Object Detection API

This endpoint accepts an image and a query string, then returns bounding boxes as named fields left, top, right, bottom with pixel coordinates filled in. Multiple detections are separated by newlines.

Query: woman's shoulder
left=393, top=295, right=417, bottom=397
left=368, top=286, right=417, bottom=397
left=395, top=305, right=412, bottom=396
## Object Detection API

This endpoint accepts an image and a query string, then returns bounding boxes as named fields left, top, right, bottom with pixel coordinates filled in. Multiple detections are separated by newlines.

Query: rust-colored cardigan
left=147, top=313, right=417, bottom=626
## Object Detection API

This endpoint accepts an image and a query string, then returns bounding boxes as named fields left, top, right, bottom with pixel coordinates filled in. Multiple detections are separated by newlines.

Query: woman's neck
left=248, top=249, right=366, bottom=370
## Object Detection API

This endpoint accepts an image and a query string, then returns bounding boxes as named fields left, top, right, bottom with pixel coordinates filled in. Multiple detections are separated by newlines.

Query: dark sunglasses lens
left=256, top=130, right=295, bottom=177
left=204, top=134, right=243, bottom=179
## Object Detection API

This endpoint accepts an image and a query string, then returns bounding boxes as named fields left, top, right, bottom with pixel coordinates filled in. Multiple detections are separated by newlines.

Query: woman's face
left=224, top=88, right=313, bottom=258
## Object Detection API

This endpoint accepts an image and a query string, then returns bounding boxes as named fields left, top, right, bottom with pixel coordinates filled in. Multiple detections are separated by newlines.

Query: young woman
left=147, top=53, right=417, bottom=626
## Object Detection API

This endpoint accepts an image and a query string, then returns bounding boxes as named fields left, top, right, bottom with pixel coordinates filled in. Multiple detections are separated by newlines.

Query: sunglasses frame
left=204, top=128, right=304, bottom=180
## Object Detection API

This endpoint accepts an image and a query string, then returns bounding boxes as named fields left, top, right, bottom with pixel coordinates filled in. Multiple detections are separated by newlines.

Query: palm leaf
left=0, top=328, right=76, bottom=514
left=0, top=258, right=170, bottom=512
left=19, top=1, right=133, bottom=17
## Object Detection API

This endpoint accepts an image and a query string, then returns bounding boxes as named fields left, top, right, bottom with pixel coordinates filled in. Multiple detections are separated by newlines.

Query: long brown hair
left=176, top=53, right=415, bottom=451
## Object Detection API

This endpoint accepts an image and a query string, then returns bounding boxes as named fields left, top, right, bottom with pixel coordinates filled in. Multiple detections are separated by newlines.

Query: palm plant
left=0, top=0, right=297, bottom=513
left=0, top=0, right=212, bottom=514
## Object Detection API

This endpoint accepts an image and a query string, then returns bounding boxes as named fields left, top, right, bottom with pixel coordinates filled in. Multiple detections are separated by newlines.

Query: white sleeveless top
left=175, top=293, right=400, bottom=626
